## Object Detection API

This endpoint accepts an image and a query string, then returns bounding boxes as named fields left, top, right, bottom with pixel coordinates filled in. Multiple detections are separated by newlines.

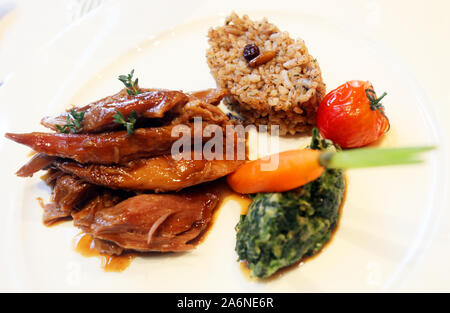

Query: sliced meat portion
left=189, top=88, right=229, bottom=105
left=7, top=97, right=234, bottom=166
left=72, top=191, right=124, bottom=230
left=41, top=168, right=65, bottom=185
left=41, top=88, right=189, bottom=133
left=171, top=99, right=231, bottom=125
left=72, top=192, right=126, bottom=255
left=6, top=125, right=192, bottom=165
left=16, top=153, right=56, bottom=177
left=53, top=153, right=244, bottom=192
left=74, top=192, right=218, bottom=253
left=42, top=171, right=98, bottom=225
left=41, top=202, right=71, bottom=226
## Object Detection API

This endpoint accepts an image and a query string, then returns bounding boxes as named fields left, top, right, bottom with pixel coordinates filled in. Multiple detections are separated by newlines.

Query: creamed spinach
left=235, top=130, right=345, bottom=278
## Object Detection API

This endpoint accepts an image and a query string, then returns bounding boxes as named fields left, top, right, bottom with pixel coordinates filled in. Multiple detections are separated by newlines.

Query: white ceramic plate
left=0, top=1, right=447, bottom=291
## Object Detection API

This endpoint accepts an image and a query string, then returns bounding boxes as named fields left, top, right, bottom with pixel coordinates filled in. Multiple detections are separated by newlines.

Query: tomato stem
left=366, top=88, right=390, bottom=132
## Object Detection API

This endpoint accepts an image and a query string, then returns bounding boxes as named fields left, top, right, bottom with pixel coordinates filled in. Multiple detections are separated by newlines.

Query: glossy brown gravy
left=36, top=197, right=45, bottom=209
left=73, top=233, right=135, bottom=272
left=239, top=174, right=348, bottom=282
left=186, top=179, right=251, bottom=245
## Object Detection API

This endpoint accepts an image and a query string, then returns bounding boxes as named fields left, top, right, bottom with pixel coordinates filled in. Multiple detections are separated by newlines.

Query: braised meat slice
left=6, top=97, right=233, bottom=167
left=39, top=88, right=229, bottom=134
left=171, top=99, right=230, bottom=125
left=15, top=153, right=56, bottom=177
left=53, top=153, right=244, bottom=192
left=72, top=191, right=124, bottom=230
left=72, top=192, right=127, bottom=255
left=42, top=171, right=97, bottom=225
left=74, top=192, right=218, bottom=253
left=6, top=125, right=193, bottom=165
left=41, top=88, right=189, bottom=133
left=189, top=88, right=230, bottom=105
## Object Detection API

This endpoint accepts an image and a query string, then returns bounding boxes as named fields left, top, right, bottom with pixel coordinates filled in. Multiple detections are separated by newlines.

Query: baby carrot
left=227, top=146, right=434, bottom=194
left=227, top=149, right=324, bottom=194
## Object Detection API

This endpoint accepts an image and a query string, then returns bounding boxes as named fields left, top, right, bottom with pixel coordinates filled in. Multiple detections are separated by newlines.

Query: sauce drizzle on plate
left=73, top=233, right=135, bottom=272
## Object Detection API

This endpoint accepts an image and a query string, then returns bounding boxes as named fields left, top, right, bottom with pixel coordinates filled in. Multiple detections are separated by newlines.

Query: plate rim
left=0, top=3, right=448, bottom=291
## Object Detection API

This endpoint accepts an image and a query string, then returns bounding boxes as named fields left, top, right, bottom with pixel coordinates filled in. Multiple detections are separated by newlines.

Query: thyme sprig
left=118, top=69, right=140, bottom=95
left=113, top=110, right=137, bottom=135
left=365, top=88, right=390, bottom=131
left=56, top=109, right=85, bottom=134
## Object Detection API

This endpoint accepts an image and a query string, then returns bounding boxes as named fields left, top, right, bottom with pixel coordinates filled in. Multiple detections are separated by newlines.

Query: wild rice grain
left=207, top=13, right=326, bottom=135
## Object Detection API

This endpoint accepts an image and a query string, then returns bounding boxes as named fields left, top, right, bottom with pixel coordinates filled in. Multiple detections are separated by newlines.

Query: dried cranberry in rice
left=243, top=44, right=260, bottom=62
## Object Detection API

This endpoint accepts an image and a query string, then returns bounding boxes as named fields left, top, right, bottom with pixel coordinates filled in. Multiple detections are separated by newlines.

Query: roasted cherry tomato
left=317, top=80, right=389, bottom=148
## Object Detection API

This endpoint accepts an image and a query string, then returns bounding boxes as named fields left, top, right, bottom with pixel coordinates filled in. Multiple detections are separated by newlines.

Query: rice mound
left=206, top=13, right=326, bottom=135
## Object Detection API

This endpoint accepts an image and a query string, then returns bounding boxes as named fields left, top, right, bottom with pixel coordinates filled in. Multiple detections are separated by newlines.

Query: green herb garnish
left=118, top=69, right=140, bottom=95
left=113, top=110, right=137, bottom=135
left=56, top=109, right=85, bottom=134
left=319, top=146, right=434, bottom=169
